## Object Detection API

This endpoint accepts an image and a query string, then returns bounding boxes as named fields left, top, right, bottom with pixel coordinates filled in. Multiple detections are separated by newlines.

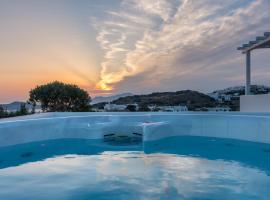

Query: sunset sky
left=1, top=0, right=270, bottom=103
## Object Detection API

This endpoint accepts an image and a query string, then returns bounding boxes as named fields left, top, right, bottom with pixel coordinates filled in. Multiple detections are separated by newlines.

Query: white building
left=104, top=103, right=127, bottom=111
left=206, top=107, right=231, bottom=112
left=157, top=105, right=188, bottom=112
left=221, top=94, right=231, bottom=102
left=208, top=92, right=232, bottom=102
left=208, top=92, right=219, bottom=101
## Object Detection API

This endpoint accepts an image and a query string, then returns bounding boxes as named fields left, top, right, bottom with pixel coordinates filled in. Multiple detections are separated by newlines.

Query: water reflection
left=0, top=139, right=141, bottom=169
left=145, top=136, right=270, bottom=175
left=0, top=137, right=269, bottom=200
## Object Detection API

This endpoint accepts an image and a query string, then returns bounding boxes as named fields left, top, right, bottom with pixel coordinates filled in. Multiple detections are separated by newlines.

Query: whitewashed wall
left=240, top=94, right=270, bottom=112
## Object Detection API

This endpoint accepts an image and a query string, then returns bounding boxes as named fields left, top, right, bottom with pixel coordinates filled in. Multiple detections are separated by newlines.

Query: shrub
left=126, top=104, right=137, bottom=112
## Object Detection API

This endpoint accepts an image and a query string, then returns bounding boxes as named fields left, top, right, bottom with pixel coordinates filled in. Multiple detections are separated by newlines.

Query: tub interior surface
left=0, top=136, right=270, bottom=200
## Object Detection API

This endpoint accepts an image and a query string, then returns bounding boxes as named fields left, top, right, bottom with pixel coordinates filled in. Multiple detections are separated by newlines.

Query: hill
left=0, top=102, right=31, bottom=111
left=91, top=93, right=133, bottom=104
left=112, top=90, right=216, bottom=111
left=0, top=101, right=41, bottom=112
left=208, top=85, right=270, bottom=111
left=212, top=85, right=270, bottom=95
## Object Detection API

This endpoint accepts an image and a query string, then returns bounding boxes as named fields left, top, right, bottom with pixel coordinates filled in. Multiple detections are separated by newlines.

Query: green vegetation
left=19, top=103, right=28, bottom=115
left=112, top=90, right=216, bottom=111
left=0, top=103, right=29, bottom=119
left=126, top=104, right=137, bottom=112
left=29, top=81, right=91, bottom=112
left=138, top=103, right=150, bottom=111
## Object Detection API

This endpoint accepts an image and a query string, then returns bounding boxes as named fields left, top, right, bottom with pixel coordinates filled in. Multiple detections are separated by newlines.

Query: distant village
left=94, top=100, right=226, bottom=112
left=99, top=103, right=189, bottom=112
left=2, top=85, right=270, bottom=113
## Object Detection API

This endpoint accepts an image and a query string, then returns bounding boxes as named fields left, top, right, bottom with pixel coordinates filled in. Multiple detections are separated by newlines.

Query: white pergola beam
left=237, top=32, right=270, bottom=95
left=242, top=37, right=270, bottom=53
left=237, top=32, right=270, bottom=52
left=245, top=51, right=251, bottom=95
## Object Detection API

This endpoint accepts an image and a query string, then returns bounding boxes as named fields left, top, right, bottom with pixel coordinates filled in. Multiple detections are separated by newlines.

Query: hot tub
left=0, top=112, right=270, bottom=200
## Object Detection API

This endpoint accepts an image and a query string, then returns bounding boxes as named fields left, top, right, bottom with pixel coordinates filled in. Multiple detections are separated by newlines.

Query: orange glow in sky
left=0, top=1, right=106, bottom=103
left=1, top=0, right=270, bottom=103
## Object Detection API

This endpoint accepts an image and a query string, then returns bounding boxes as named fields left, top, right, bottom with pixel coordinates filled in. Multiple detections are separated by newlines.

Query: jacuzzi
left=0, top=112, right=270, bottom=200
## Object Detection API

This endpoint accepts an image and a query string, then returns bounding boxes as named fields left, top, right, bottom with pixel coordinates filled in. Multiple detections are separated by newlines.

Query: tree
left=138, top=104, right=150, bottom=111
left=0, top=105, right=5, bottom=118
left=29, top=81, right=91, bottom=112
left=126, top=104, right=137, bottom=112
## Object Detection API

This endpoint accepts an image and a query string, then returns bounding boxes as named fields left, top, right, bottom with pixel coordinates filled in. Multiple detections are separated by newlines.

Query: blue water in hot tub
left=0, top=136, right=270, bottom=200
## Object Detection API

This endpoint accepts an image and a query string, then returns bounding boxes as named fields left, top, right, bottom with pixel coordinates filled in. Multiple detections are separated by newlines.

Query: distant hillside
left=0, top=102, right=30, bottom=111
left=112, top=90, right=216, bottom=111
left=212, top=85, right=270, bottom=95
left=1, top=101, right=40, bottom=111
left=208, top=85, right=270, bottom=111
left=91, top=93, right=133, bottom=104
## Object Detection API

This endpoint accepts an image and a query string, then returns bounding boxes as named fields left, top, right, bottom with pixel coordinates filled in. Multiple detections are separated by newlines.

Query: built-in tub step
left=103, top=132, right=143, bottom=145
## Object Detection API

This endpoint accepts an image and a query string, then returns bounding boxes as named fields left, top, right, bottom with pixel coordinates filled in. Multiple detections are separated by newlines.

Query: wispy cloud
left=93, top=0, right=270, bottom=93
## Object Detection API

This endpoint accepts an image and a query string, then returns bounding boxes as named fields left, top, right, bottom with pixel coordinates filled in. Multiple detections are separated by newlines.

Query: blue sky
left=0, top=0, right=270, bottom=103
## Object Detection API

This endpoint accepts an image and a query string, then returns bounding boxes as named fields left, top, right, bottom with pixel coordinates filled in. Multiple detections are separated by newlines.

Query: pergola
left=237, top=32, right=270, bottom=95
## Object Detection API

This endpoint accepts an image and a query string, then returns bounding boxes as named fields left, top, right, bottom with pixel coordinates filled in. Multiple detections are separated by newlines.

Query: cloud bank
left=94, top=0, right=270, bottom=93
